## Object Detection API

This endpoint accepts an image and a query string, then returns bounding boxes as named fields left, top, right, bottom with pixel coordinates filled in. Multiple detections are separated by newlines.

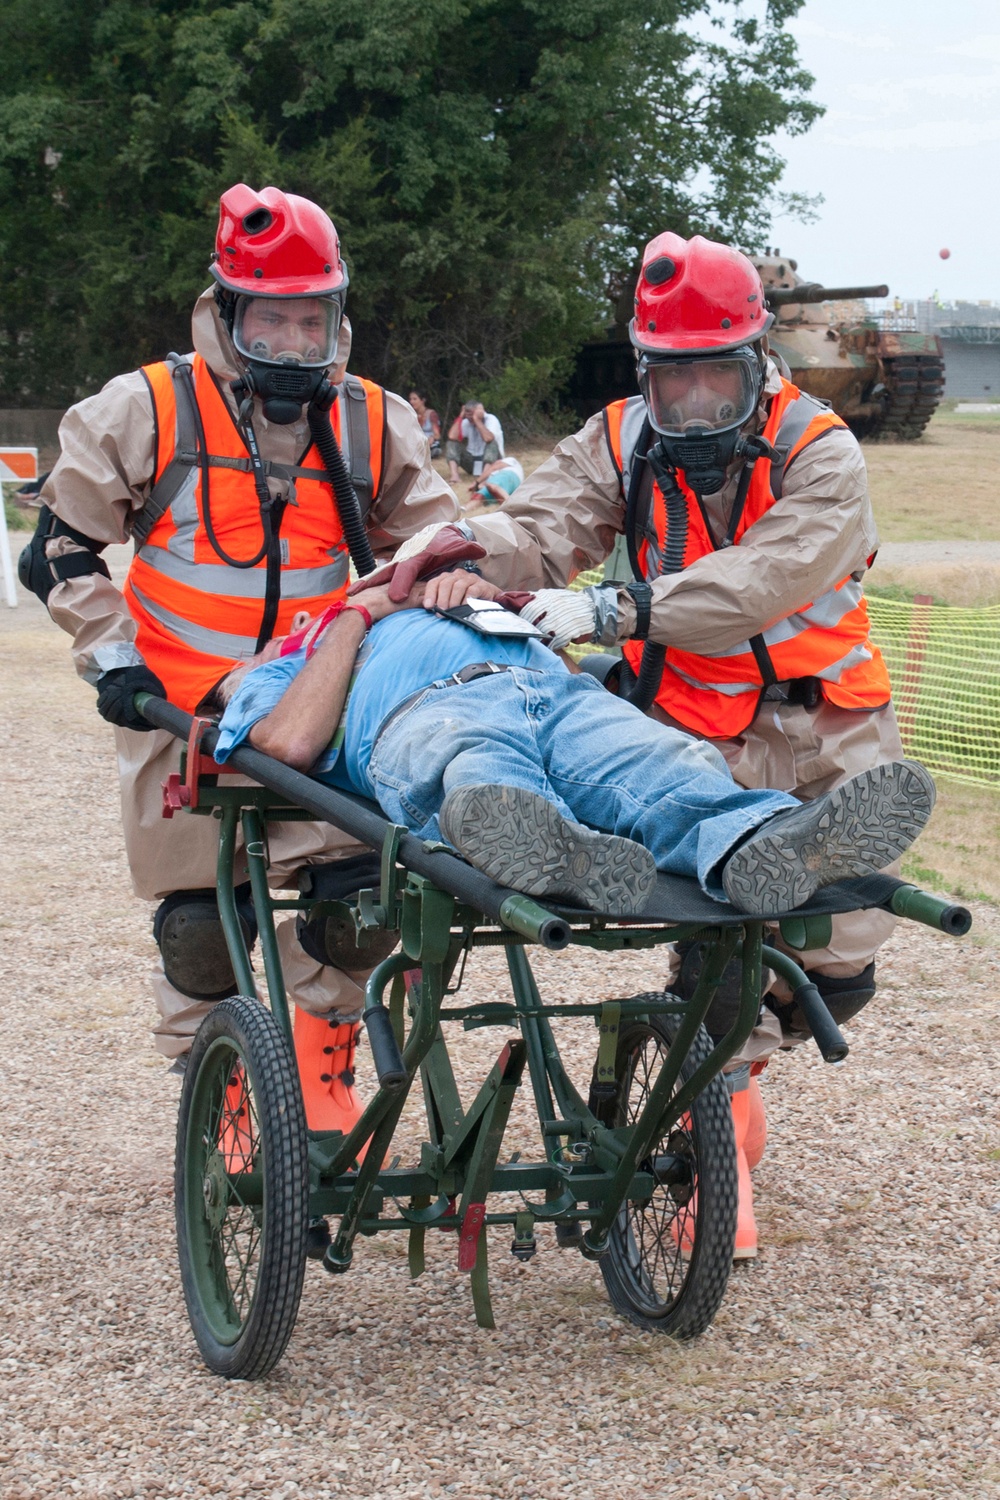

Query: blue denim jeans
left=363, top=667, right=798, bottom=899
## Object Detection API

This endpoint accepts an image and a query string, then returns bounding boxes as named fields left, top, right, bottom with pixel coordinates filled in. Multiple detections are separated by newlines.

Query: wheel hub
left=202, top=1150, right=229, bottom=1231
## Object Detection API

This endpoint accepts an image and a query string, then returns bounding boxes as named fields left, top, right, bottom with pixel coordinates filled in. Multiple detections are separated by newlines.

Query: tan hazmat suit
left=41, top=291, right=459, bottom=1056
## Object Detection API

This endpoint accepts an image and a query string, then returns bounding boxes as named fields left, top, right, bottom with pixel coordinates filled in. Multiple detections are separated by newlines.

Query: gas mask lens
left=233, top=294, right=342, bottom=369
left=643, top=356, right=760, bottom=436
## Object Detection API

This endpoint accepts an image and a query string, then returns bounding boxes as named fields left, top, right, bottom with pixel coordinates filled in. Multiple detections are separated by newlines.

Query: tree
left=0, top=0, right=821, bottom=414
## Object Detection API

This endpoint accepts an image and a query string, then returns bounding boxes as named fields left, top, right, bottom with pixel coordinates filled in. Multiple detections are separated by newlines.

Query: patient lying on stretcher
left=210, top=582, right=934, bottom=919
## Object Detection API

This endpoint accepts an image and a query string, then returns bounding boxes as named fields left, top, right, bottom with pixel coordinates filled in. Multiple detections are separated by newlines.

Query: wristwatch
left=626, top=581, right=653, bottom=640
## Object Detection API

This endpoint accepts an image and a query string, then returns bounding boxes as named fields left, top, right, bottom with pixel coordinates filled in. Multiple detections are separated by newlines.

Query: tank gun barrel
left=766, top=281, right=889, bottom=307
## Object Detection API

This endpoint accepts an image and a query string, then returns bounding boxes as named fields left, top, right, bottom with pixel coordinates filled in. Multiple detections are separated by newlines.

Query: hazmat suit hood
left=190, top=288, right=354, bottom=389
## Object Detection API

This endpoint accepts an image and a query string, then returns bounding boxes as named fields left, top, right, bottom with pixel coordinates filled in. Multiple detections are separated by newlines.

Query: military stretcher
left=137, top=694, right=972, bottom=1380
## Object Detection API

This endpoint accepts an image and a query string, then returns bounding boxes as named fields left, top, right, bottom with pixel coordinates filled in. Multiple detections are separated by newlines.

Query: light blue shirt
left=214, top=608, right=563, bottom=796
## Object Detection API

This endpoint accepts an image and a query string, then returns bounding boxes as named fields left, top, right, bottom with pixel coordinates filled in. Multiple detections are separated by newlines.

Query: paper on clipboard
left=434, top=597, right=544, bottom=638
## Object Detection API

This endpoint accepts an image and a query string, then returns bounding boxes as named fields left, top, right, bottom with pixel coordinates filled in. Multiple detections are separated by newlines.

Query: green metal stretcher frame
left=140, top=693, right=972, bottom=1327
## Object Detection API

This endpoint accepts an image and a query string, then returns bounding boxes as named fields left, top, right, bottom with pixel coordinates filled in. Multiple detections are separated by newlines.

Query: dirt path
left=2, top=593, right=1000, bottom=1499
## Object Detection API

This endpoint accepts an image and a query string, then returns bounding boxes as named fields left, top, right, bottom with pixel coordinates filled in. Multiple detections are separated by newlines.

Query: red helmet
left=211, top=184, right=348, bottom=297
left=630, top=232, right=772, bottom=357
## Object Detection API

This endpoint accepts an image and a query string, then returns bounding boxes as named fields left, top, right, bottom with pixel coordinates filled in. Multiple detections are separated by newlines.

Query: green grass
left=3, top=482, right=34, bottom=532
left=4, top=500, right=31, bottom=532
left=867, top=581, right=951, bottom=607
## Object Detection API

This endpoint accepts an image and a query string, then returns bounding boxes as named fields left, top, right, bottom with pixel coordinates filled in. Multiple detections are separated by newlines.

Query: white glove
left=519, top=589, right=599, bottom=650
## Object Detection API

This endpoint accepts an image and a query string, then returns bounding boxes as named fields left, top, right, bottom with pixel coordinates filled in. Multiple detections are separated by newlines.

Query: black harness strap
left=185, top=453, right=330, bottom=483
left=341, top=374, right=374, bottom=518
left=623, top=416, right=655, bottom=584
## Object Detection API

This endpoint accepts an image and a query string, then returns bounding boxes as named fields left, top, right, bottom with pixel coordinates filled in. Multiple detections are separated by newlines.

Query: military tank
left=566, top=252, right=946, bottom=440
left=754, top=251, right=945, bottom=440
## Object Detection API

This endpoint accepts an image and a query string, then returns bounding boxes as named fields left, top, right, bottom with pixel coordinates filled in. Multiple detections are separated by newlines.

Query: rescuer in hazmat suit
left=354, top=232, right=905, bottom=1257
left=20, top=185, right=459, bottom=1155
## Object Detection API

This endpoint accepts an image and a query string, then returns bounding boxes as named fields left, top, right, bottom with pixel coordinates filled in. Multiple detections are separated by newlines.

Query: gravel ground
left=2, top=587, right=1000, bottom=1500
left=873, top=541, right=1000, bottom=567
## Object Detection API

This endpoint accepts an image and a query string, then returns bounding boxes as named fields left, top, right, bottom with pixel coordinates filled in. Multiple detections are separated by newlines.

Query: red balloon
left=939, top=248, right=951, bottom=259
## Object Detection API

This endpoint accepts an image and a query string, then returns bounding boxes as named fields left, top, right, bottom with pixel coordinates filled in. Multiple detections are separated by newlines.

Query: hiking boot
left=439, top=784, right=656, bottom=916
left=721, top=761, right=935, bottom=917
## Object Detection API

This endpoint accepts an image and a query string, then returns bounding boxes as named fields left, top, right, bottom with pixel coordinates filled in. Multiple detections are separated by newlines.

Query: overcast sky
left=765, top=0, right=1000, bottom=303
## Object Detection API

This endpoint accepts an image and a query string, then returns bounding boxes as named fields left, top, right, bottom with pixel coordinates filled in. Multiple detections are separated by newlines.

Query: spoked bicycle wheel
left=175, top=995, right=309, bottom=1378
left=589, top=1000, right=738, bottom=1338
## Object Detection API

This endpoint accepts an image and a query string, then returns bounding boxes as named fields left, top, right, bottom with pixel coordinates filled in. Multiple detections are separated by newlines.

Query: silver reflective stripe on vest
left=706, top=577, right=866, bottom=659
left=669, top=662, right=761, bottom=696
left=134, top=542, right=349, bottom=599
left=770, top=390, right=836, bottom=501
left=814, top=640, right=873, bottom=680
left=617, top=397, right=648, bottom=497
left=672, top=626, right=872, bottom=697
left=157, top=463, right=201, bottom=565
left=132, top=355, right=359, bottom=609
left=128, top=580, right=263, bottom=660
left=131, top=354, right=199, bottom=548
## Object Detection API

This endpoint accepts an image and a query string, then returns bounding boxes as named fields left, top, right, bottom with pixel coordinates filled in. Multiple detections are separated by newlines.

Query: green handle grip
left=888, top=884, right=971, bottom=936
left=498, top=894, right=571, bottom=951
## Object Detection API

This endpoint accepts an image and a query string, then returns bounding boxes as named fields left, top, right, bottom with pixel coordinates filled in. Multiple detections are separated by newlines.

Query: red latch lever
left=162, top=773, right=191, bottom=819
left=161, top=716, right=231, bottom=818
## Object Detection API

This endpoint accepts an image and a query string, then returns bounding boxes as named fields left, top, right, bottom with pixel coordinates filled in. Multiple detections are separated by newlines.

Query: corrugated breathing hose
left=623, top=440, right=688, bottom=711
left=307, top=390, right=378, bottom=578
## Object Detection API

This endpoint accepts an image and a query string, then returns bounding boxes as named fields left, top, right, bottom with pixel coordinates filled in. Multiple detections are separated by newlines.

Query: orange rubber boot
left=293, top=1009, right=366, bottom=1153
left=729, top=1083, right=759, bottom=1261
left=743, top=1072, right=768, bottom=1172
left=219, top=1062, right=256, bottom=1173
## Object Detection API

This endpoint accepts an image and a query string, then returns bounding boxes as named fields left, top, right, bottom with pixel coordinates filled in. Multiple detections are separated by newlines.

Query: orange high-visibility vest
left=610, top=379, right=891, bottom=739
left=124, top=354, right=385, bottom=713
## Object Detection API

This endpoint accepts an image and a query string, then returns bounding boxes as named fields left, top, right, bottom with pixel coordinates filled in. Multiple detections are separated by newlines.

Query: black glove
left=95, top=664, right=167, bottom=731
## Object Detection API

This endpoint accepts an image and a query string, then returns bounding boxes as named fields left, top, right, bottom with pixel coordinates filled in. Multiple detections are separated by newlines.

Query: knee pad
left=296, top=854, right=401, bottom=971
left=768, top=960, right=877, bottom=1038
left=153, top=884, right=257, bottom=1001
left=805, top=961, right=877, bottom=1026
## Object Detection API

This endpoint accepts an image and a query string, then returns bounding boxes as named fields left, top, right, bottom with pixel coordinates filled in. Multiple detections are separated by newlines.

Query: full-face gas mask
left=638, top=344, right=765, bottom=496
left=221, top=291, right=345, bottom=424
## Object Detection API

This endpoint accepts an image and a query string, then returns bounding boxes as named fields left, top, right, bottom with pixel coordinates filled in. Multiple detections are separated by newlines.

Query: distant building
left=867, top=299, right=1000, bottom=399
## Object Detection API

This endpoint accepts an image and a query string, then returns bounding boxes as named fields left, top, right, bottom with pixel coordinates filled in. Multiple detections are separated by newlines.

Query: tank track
left=873, top=351, right=946, bottom=440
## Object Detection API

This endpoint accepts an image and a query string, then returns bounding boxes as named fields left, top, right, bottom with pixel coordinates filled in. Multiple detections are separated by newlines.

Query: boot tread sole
left=439, top=784, right=656, bottom=917
left=722, top=762, right=935, bottom=917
